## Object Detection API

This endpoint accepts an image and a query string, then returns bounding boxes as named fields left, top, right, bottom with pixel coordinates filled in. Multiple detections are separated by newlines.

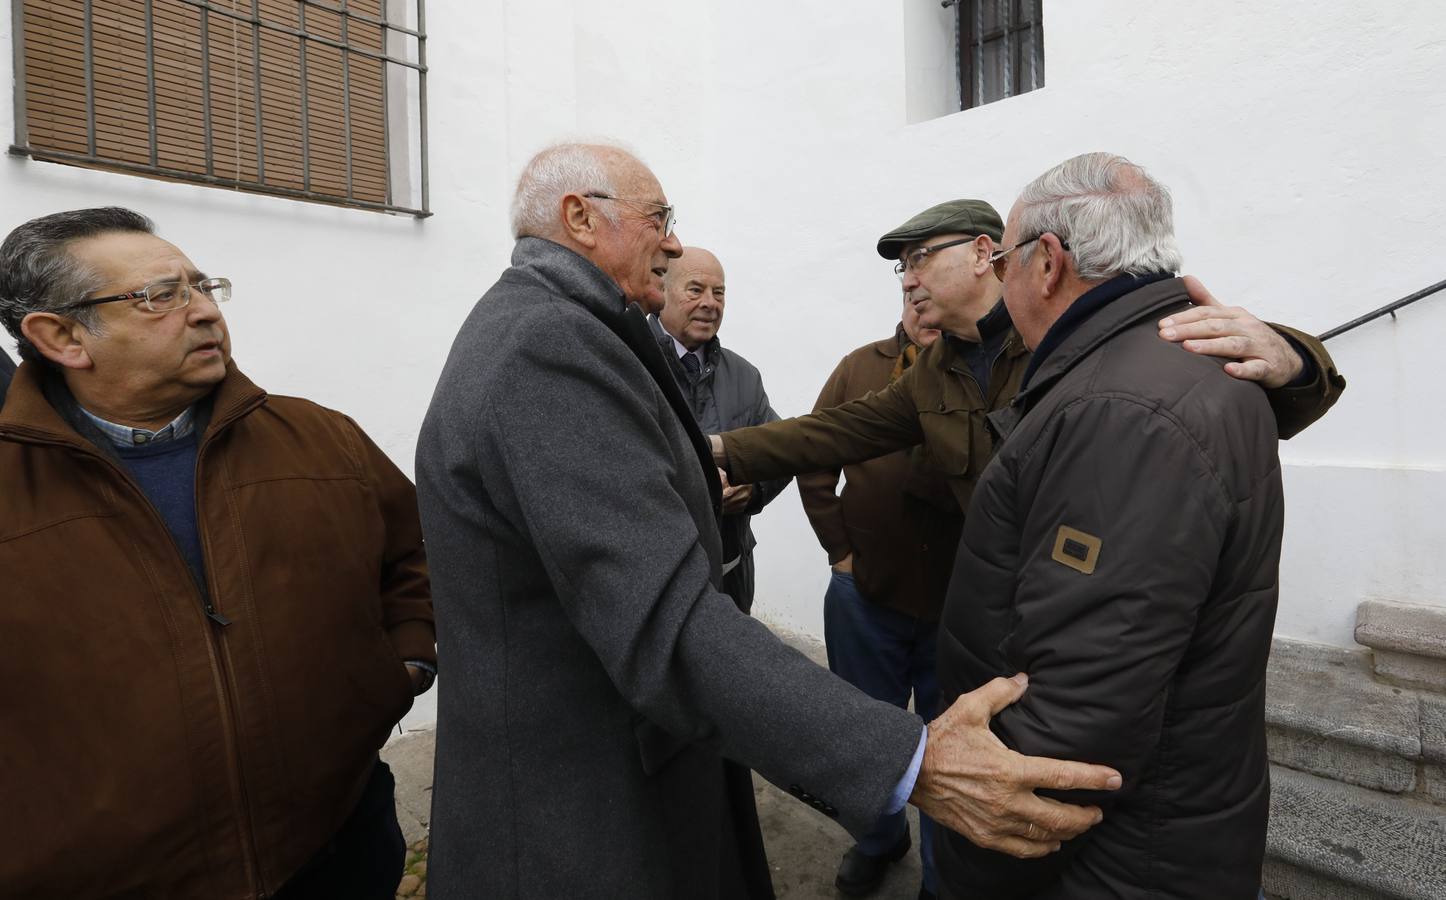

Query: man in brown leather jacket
left=0, top=208, right=435, bottom=899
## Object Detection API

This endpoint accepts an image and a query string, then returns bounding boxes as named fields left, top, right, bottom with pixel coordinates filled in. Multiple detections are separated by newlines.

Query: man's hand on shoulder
left=910, top=674, right=1120, bottom=859
left=1158, top=275, right=1305, bottom=388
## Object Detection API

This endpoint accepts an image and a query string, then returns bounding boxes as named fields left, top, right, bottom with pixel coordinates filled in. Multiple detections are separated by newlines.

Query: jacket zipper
left=190, top=436, right=266, bottom=897
left=1, top=421, right=266, bottom=896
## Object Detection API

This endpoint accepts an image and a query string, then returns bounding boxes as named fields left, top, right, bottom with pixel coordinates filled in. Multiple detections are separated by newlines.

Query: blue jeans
left=824, top=570, right=940, bottom=892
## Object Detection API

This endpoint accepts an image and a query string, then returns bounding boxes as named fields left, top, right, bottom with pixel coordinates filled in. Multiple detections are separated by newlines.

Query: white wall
left=3, top=0, right=1442, bottom=664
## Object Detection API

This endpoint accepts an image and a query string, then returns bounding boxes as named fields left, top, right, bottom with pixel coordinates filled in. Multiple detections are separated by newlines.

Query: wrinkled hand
left=832, top=553, right=854, bottom=575
left=716, top=467, right=751, bottom=515
left=721, top=478, right=753, bottom=515
left=910, top=674, right=1121, bottom=858
left=1158, top=275, right=1304, bottom=388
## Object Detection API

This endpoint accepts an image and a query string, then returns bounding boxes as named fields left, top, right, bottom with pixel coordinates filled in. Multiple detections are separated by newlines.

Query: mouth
left=650, top=266, right=668, bottom=279
left=191, top=340, right=221, bottom=355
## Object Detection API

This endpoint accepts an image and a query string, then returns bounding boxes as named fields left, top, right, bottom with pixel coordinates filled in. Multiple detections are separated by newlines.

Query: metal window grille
left=955, top=0, right=1044, bottom=110
left=11, top=0, right=429, bottom=217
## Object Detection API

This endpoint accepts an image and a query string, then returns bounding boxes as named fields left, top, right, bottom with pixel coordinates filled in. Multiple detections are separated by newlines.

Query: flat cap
left=875, top=199, right=1004, bottom=259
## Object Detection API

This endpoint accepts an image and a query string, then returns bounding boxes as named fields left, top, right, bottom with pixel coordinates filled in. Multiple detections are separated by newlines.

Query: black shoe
left=834, top=829, right=911, bottom=896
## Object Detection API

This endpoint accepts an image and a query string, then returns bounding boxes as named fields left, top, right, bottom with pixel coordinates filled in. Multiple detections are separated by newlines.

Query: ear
left=970, top=235, right=995, bottom=277
left=560, top=193, right=599, bottom=250
left=1037, top=232, right=1070, bottom=296
left=21, top=312, right=95, bottom=371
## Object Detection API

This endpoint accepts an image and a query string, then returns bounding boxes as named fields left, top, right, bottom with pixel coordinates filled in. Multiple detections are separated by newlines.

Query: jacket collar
left=1020, top=272, right=1173, bottom=389
left=938, top=301, right=1030, bottom=368
left=510, top=236, right=627, bottom=322
left=0, top=360, right=266, bottom=455
left=987, top=276, right=1189, bottom=443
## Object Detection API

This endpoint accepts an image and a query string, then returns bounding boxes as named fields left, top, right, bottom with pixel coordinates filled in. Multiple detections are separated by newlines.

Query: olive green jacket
left=723, top=302, right=1344, bottom=514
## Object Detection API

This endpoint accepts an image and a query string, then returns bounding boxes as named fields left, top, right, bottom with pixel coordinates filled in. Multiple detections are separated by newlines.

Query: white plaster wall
left=2, top=0, right=1442, bottom=685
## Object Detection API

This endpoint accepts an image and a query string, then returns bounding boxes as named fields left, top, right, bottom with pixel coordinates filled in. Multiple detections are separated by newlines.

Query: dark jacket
left=721, top=306, right=1343, bottom=514
left=0, top=363, right=434, bottom=899
left=416, top=238, right=922, bottom=900
left=937, top=277, right=1285, bottom=899
left=0, top=347, right=14, bottom=401
left=796, top=325, right=962, bottom=620
left=648, top=315, right=791, bottom=613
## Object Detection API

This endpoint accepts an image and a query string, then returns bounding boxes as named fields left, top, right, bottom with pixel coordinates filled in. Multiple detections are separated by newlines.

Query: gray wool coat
left=416, top=238, right=922, bottom=900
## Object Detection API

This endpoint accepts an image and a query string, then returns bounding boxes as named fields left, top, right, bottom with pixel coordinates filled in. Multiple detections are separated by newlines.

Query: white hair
left=1015, top=152, right=1182, bottom=281
left=509, top=142, right=630, bottom=239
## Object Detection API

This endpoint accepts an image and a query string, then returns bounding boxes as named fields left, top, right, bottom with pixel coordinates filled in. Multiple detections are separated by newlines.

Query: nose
left=902, top=269, right=922, bottom=292
left=660, top=230, right=683, bottom=258
left=187, top=289, right=223, bottom=324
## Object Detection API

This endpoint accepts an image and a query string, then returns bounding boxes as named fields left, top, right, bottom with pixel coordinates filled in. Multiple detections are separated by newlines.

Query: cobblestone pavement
left=384, top=729, right=922, bottom=900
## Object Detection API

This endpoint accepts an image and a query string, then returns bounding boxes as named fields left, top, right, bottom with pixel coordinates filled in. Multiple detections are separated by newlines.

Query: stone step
left=1266, top=765, right=1446, bottom=900
left=1266, top=638, right=1425, bottom=793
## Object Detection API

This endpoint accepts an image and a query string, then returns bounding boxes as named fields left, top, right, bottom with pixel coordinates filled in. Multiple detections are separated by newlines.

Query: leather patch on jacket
left=1052, top=525, right=1101, bottom=575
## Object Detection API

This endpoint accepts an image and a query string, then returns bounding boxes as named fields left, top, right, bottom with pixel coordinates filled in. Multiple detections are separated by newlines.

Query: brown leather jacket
left=0, top=363, right=434, bottom=899
left=796, top=326, right=963, bottom=620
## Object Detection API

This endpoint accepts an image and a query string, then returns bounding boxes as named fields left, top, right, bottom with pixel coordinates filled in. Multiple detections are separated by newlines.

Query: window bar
left=417, top=0, right=429, bottom=213
left=298, top=0, right=311, bottom=191
left=200, top=4, right=215, bottom=175
left=339, top=0, right=354, bottom=201
left=250, top=0, right=265, bottom=182
left=1027, top=2, right=1038, bottom=92
left=9, top=0, right=26, bottom=150
left=179, top=2, right=425, bottom=70
left=974, top=0, right=983, bottom=107
left=83, top=0, right=96, bottom=156
left=1001, top=0, right=1012, bottom=99
left=379, top=7, right=391, bottom=206
left=144, top=0, right=159, bottom=167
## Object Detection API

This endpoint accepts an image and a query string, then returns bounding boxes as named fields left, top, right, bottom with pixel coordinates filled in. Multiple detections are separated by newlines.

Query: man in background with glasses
left=0, top=207, right=435, bottom=900
left=711, top=198, right=1344, bottom=899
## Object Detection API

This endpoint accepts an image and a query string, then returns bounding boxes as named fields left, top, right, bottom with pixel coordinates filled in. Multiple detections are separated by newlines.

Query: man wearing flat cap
left=714, top=196, right=1345, bottom=899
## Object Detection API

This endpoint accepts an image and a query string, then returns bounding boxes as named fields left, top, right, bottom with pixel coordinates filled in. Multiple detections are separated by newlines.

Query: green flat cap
left=876, top=199, right=1004, bottom=259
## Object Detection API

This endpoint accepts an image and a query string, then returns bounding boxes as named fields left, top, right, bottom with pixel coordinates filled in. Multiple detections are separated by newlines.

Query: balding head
left=510, top=141, right=682, bottom=310
left=660, top=247, right=726, bottom=350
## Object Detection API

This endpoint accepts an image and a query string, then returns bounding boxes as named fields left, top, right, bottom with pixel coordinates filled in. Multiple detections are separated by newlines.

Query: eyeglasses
left=584, top=192, right=677, bottom=237
left=62, top=276, right=233, bottom=313
left=893, top=237, right=975, bottom=281
left=989, top=236, right=1070, bottom=282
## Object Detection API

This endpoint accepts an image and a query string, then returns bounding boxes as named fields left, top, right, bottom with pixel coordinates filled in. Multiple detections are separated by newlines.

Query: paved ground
left=382, top=726, right=923, bottom=900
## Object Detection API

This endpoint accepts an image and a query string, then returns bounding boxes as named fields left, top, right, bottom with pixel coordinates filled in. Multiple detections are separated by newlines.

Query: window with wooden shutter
left=12, top=0, right=429, bottom=216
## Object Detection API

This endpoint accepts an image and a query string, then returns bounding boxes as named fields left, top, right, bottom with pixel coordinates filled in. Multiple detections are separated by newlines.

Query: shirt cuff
left=1280, top=333, right=1319, bottom=388
left=885, top=724, right=928, bottom=815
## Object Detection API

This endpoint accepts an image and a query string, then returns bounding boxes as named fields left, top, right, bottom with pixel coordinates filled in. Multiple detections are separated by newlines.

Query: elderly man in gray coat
left=416, top=142, right=1120, bottom=900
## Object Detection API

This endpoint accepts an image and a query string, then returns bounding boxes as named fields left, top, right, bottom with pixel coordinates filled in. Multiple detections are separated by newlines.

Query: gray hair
left=510, top=143, right=623, bottom=239
left=1015, top=152, right=1182, bottom=281
left=0, top=207, right=154, bottom=363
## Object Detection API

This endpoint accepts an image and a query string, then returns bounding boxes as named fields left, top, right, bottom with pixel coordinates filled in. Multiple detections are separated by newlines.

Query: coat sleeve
left=722, top=360, right=924, bottom=485
left=1264, top=324, right=1346, bottom=439
left=481, top=331, right=923, bottom=836
left=951, top=397, right=1235, bottom=895
left=346, top=416, right=436, bottom=668
left=740, top=377, right=792, bottom=515
left=795, top=354, right=854, bottom=564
